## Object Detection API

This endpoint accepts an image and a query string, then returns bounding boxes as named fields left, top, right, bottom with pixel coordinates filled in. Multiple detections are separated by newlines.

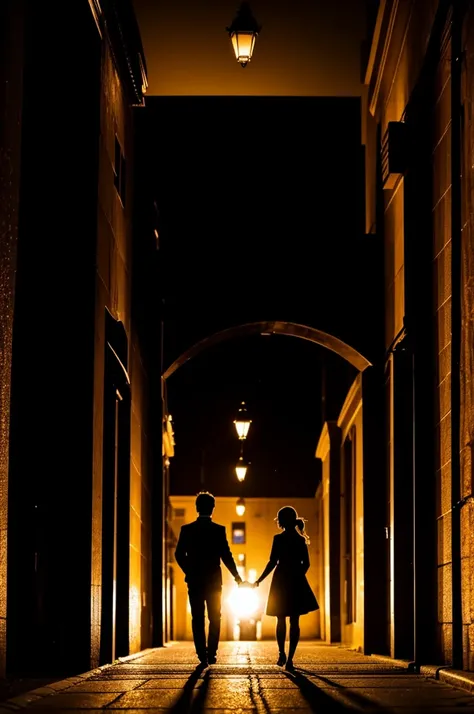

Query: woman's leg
left=276, top=616, right=287, bottom=663
left=287, top=615, right=300, bottom=663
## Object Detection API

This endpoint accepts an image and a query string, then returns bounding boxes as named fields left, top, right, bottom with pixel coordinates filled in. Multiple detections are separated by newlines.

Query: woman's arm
left=255, top=536, right=279, bottom=585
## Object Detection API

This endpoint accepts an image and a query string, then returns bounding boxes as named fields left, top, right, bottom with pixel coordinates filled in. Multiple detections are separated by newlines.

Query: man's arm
left=174, top=527, right=188, bottom=574
left=219, top=527, right=242, bottom=583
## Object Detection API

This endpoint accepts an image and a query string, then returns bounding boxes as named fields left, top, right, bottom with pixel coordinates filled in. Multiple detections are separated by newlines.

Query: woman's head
left=276, top=506, right=298, bottom=529
left=276, top=506, right=310, bottom=543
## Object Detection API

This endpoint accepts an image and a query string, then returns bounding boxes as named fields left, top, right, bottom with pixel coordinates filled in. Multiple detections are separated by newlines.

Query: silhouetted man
left=175, top=491, right=242, bottom=665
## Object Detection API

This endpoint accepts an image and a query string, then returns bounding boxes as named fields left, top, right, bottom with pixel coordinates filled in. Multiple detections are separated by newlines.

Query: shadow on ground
left=287, top=667, right=391, bottom=712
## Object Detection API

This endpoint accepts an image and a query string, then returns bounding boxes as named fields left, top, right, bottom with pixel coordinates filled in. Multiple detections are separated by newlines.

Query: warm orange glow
left=226, top=2, right=260, bottom=67
left=234, top=402, right=251, bottom=439
left=234, top=420, right=251, bottom=439
left=133, top=0, right=366, bottom=97
left=228, top=584, right=260, bottom=618
left=230, top=31, right=257, bottom=67
left=235, top=457, right=248, bottom=482
left=236, top=498, right=246, bottom=516
left=129, top=585, right=141, bottom=646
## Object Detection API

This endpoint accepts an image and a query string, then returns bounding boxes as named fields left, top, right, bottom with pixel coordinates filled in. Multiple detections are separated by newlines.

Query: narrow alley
left=4, top=0, right=474, bottom=708
left=2, top=642, right=474, bottom=714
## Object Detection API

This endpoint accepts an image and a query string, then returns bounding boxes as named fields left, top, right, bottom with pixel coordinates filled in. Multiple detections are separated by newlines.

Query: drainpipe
left=450, top=0, right=463, bottom=673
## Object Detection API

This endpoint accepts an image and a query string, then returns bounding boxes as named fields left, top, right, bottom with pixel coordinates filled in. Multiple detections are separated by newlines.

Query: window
left=232, top=522, right=246, bottom=544
left=114, top=136, right=126, bottom=206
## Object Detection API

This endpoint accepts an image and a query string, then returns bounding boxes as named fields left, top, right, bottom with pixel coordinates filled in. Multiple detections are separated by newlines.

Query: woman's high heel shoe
left=277, top=652, right=287, bottom=666
left=285, top=659, right=295, bottom=672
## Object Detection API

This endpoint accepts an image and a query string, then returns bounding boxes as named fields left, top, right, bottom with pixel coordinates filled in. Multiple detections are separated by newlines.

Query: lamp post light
left=235, top=456, right=248, bottom=482
left=236, top=497, right=246, bottom=517
left=234, top=401, right=252, bottom=440
left=226, top=2, right=261, bottom=68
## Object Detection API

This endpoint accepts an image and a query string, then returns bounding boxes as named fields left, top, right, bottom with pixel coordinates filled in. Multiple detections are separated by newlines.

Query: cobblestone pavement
left=4, top=641, right=474, bottom=713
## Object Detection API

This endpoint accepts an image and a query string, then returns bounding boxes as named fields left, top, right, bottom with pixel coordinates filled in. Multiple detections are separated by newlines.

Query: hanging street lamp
left=234, top=401, right=252, bottom=440
left=235, top=456, right=249, bottom=482
left=226, top=2, right=261, bottom=68
left=236, top=497, right=246, bottom=516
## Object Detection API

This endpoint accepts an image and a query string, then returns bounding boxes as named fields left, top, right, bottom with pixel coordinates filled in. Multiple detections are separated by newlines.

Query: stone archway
left=160, top=320, right=374, bottom=652
left=162, top=321, right=372, bottom=380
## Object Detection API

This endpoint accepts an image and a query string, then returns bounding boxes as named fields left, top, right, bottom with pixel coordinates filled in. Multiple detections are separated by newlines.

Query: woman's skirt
left=266, top=567, right=319, bottom=617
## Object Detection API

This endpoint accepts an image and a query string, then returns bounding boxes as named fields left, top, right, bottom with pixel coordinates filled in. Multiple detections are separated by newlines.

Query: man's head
left=195, top=491, right=215, bottom=516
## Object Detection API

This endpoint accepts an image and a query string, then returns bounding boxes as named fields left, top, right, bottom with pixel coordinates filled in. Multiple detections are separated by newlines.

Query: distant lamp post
left=234, top=401, right=252, bottom=440
left=235, top=456, right=248, bottom=482
left=236, top=497, right=246, bottom=516
left=226, top=2, right=261, bottom=68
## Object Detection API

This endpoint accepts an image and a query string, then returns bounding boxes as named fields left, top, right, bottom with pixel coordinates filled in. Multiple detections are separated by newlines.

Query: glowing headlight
left=228, top=586, right=260, bottom=619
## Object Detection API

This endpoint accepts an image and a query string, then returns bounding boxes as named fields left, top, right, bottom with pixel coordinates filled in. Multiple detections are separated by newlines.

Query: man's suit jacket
left=175, top=517, right=241, bottom=588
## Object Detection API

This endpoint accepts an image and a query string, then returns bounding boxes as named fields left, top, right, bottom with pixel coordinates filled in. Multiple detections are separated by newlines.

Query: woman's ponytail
left=295, top=517, right=310, bottom=544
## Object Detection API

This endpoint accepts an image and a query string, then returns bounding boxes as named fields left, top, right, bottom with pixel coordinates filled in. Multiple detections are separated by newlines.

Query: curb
left=0, top=647, right=160, bottom=712
left=413, top=662, right=474, bottom=696
left=439, top=668, right=474, bottom=694
left=369, top=654, right=416, bottom=672
left=418, top=664, right=451, bottom=678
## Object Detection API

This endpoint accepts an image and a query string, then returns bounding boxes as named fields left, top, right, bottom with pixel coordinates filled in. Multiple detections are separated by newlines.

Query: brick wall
left=433, top=24, right=453, bottom=665
left=91, top=38, right=152, bottom=664
left=460, top=9, right=474, bottom=673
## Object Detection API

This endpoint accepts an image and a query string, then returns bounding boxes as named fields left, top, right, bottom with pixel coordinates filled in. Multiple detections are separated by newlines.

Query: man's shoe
left=207, top=654, right=217, bottom=664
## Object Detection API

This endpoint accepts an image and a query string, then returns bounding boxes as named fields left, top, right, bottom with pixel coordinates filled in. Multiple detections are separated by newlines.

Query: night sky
left=133, top=1, right=376, bottom=501
left=132, top=0, right=372, bottom=97
left=166, top=333, right=356, bottom=498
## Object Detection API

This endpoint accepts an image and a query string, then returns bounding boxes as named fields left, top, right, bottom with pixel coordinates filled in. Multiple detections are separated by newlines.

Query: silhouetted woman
left=254, top=506, right=318, bottom=670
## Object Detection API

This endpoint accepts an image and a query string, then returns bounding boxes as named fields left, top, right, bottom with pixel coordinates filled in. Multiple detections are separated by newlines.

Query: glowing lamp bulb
left=235, top=457, right=248, bottom=482
left=233, top=402, right=251, bottom=440
left=236, top=498, right=246, bottom=516
left=228, top=584, right=260, bottom=618
left=226, top=2, right=261, bottom=68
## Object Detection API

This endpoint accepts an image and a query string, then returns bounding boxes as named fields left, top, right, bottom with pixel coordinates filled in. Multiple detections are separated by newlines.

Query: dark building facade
left=365, top=0, right=474, bottom=671
left=0, top=0, right=160, bottom=677
left=314, top=0, right=474, bottom=673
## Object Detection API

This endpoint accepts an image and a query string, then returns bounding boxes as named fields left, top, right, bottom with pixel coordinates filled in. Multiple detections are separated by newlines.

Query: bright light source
left=228, top=585, right=260, bottom=619
left=226, top=2, right=261, bottom=68
left=248, top=568, right=257, bottom=583
left=236, top=497, right=246, bottom=516
left=235, top=457, right=248, bottom=482
left=233, top=402, right=251, bottom=440
left=237, top=553, right=245, bottom=563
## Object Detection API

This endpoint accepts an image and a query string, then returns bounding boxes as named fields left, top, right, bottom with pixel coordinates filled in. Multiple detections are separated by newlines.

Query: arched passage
left=162, top=321, right=372, bottom=380
left=160, top=320, right=375, bottom=651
